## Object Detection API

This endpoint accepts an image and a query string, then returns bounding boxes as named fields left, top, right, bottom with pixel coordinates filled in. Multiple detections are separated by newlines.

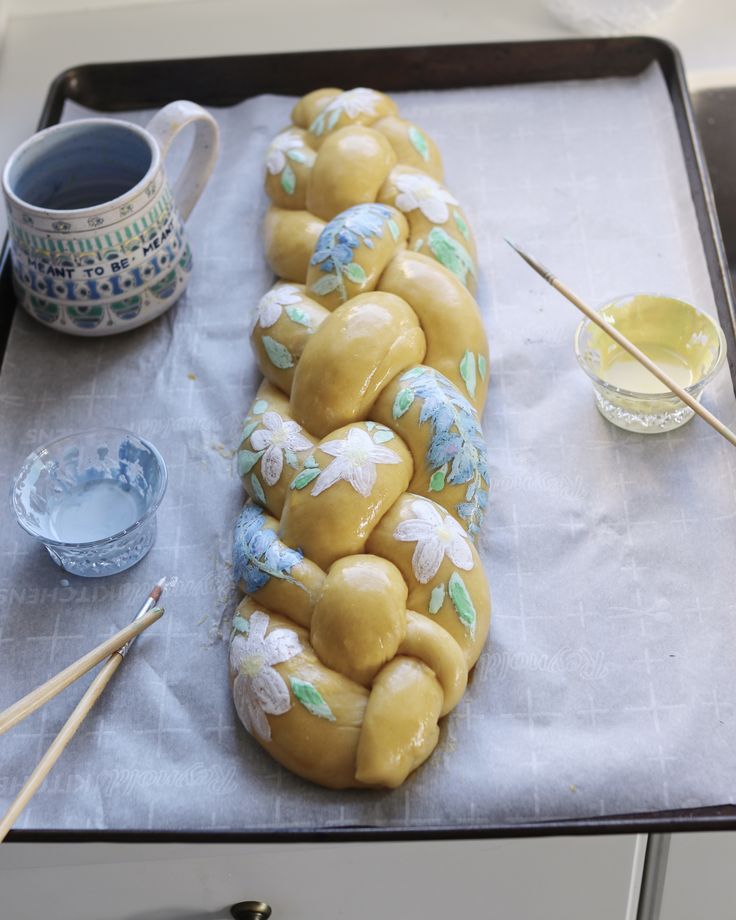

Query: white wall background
left=8, top=0, right=183, bottom=11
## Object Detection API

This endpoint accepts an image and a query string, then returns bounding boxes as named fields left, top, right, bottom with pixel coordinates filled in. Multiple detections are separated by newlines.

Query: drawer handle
left=230, top=901, right=272, bottom=920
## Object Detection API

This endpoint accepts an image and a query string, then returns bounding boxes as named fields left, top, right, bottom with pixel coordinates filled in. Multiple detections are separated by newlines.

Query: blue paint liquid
left=48, top=480, right=146, bottom=543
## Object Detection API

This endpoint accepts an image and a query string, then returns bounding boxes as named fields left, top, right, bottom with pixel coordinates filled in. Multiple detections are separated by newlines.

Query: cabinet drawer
left=1, top=836, right=636, bottom=920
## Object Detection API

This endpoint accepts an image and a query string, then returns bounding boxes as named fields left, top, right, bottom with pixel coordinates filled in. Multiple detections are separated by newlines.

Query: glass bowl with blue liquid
left=11, top=428, right=167, bottom=577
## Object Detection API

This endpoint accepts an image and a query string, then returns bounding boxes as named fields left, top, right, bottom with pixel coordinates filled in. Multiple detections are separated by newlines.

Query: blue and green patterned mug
left=2, top=100, right=219, bottom=335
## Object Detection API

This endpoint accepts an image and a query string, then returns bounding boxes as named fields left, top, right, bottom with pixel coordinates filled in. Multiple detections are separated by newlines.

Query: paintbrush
left=0, top=578, right=166, bottom=736
left=0, top=579, right=167, bottom=841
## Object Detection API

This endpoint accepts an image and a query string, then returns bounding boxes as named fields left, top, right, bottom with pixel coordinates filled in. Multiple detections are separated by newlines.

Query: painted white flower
left=254, top=284, right=302, bottom=331
left=251, top=411, right=312, bottom=486
left=266, top=130, right=304, bottom=175
left=230, top=611, right=302, bottom=742
left=393, top=499, right=473, bottom=584
left=325, top=87, right=380, bottom=119
left=312, top=426, right=401, bottom=498
left=394, top=172, right=458, bottom=224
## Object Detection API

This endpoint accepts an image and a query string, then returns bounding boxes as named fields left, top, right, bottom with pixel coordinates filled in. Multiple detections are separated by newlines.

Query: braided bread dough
left=230, top=88, right=491, bottom=789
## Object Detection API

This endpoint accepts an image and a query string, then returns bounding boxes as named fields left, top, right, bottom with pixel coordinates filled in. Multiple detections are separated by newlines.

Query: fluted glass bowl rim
left=573, top=292, right=728, bottom=401
left=10, top=426, right=167, bottom=548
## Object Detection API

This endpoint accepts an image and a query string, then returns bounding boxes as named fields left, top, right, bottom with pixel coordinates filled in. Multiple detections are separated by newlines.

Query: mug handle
left=146, top=100, right=220, bottom=221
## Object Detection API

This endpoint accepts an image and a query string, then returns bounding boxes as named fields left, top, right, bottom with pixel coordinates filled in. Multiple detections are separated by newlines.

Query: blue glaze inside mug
left=7, top=122, right=152, bottom=210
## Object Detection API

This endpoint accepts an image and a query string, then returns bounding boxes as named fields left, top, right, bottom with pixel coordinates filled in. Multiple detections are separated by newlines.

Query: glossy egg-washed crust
left=230, top=87, right=491, bottom=789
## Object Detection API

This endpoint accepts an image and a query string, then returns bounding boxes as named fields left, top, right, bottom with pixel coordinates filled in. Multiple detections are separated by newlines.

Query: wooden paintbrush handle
left=0, top=606, right=163, bottom=737
left=0, top=652, right=124, bottom=842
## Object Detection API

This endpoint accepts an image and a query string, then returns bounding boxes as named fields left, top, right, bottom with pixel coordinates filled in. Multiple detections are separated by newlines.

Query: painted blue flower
left=395, top=366, right=490, bottom=539
left=311, top=239, right=333, bottom=266
left=309, top=204, right=398, bottom=302
left=332, top=242, right=353, bottom=265
left=233, top=502, right=303, bottom=595
left=427, top=431, right=461, bottom=469
left=337, top=228, right=360, bottom=249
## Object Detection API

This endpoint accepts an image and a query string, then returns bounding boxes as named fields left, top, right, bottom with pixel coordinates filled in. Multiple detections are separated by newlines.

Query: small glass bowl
left=574, top=293, right=727, bottom=434
left=11, top=428, right=167, bottom=577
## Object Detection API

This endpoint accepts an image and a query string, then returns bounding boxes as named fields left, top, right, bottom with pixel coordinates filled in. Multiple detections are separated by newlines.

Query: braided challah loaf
left=230, top=88, right=491, bottom=789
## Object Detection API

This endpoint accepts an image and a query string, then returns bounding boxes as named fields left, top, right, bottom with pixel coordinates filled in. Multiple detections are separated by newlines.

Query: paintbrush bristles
left=149, top=577, right=167, bottom=605
left=504, top=239, right=556, bottom=285
left=121, top=578, right=167, bottom=658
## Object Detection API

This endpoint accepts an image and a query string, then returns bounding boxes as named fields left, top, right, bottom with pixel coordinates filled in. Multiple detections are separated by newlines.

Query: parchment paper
left=2, top=63, right=735, bottom=833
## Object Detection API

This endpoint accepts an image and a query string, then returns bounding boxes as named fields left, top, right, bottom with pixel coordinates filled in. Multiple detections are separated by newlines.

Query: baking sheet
left=1, top=63, right=735, bottom=832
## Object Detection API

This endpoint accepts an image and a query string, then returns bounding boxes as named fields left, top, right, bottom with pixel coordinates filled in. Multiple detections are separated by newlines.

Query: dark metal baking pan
left=2, top=36, right=735, bottom=842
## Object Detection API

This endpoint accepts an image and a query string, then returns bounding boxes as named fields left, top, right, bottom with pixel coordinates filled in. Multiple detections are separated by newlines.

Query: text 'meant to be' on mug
left=2, top=101, right=219, bottom=336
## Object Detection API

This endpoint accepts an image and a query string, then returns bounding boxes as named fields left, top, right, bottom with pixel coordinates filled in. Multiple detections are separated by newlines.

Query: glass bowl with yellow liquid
left=574, top=294, right=727, bottom=434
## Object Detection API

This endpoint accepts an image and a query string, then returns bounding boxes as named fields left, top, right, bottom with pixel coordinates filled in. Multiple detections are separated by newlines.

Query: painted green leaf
left=285, top=305, right=312, bottom=328
left=284, top=448, right=298, bottom=469
left=448, top=571, right=477, bottom=638
left=401, top=366, right=425, bottom=381
left=262, top=335, right=294, bottom=369
left=280, top=164, right=296, bottom=196
left=291, top=467, right=321, bottom=490
left=413, top=238, right=424, bottom=252
left=409, top=125, right=430, bottom=161
left=286, top=148, right=307, bottom=164
left=428, top=583, right=446, bottom=615
left=326, top=108, right=341, bottom=131
left=388, top=218, right=401, bottom=241
left=290, top=677, right=336, bottom=721
left=304, top=455, right=319, bottom=469
left=344, top=262, right=367, bottom=284
left=373, top=428, right=394, bottom=444
left=478, top=353, right=487, bottom=382
left=428, top=227, right=476, bottom=286
left=310, top=273, right=340, bottom=296
left=365, top=420, right=376, bottom=430
left=429, top=464, right=447, bottom=492
left=237, top=448, right=263, bottom=476
left=459, top=350, right=477, bottom=399
left=252, top=399, right=268, bottom=415
left=251, top=473, right=267, bottom=505
left=453, top=209, right=469, bottom=240
left=393, top=387, right=415, bottom=419
left=232, top=615, right=250, bottom=634
left=239, top=418, right=259, bottom=443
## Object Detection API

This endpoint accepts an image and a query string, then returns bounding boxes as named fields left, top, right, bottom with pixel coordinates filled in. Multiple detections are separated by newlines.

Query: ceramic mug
left=2, top=101, right=219, bottom=335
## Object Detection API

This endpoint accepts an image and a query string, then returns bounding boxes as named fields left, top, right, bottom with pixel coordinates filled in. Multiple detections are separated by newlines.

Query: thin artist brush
left=0, top=578, right=166, bottom=736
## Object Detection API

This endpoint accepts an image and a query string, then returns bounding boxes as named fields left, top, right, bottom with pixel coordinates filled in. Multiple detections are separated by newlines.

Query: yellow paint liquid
left=600, top=343, right=695, bottom=394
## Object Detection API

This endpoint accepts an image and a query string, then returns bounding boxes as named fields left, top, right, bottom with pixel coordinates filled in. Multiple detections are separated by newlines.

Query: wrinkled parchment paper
left=1, top=63, right=735, bottom=832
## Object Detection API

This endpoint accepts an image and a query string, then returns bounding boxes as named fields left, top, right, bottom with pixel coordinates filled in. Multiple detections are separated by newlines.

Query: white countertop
left=0, top=0, right=733, bottom=241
